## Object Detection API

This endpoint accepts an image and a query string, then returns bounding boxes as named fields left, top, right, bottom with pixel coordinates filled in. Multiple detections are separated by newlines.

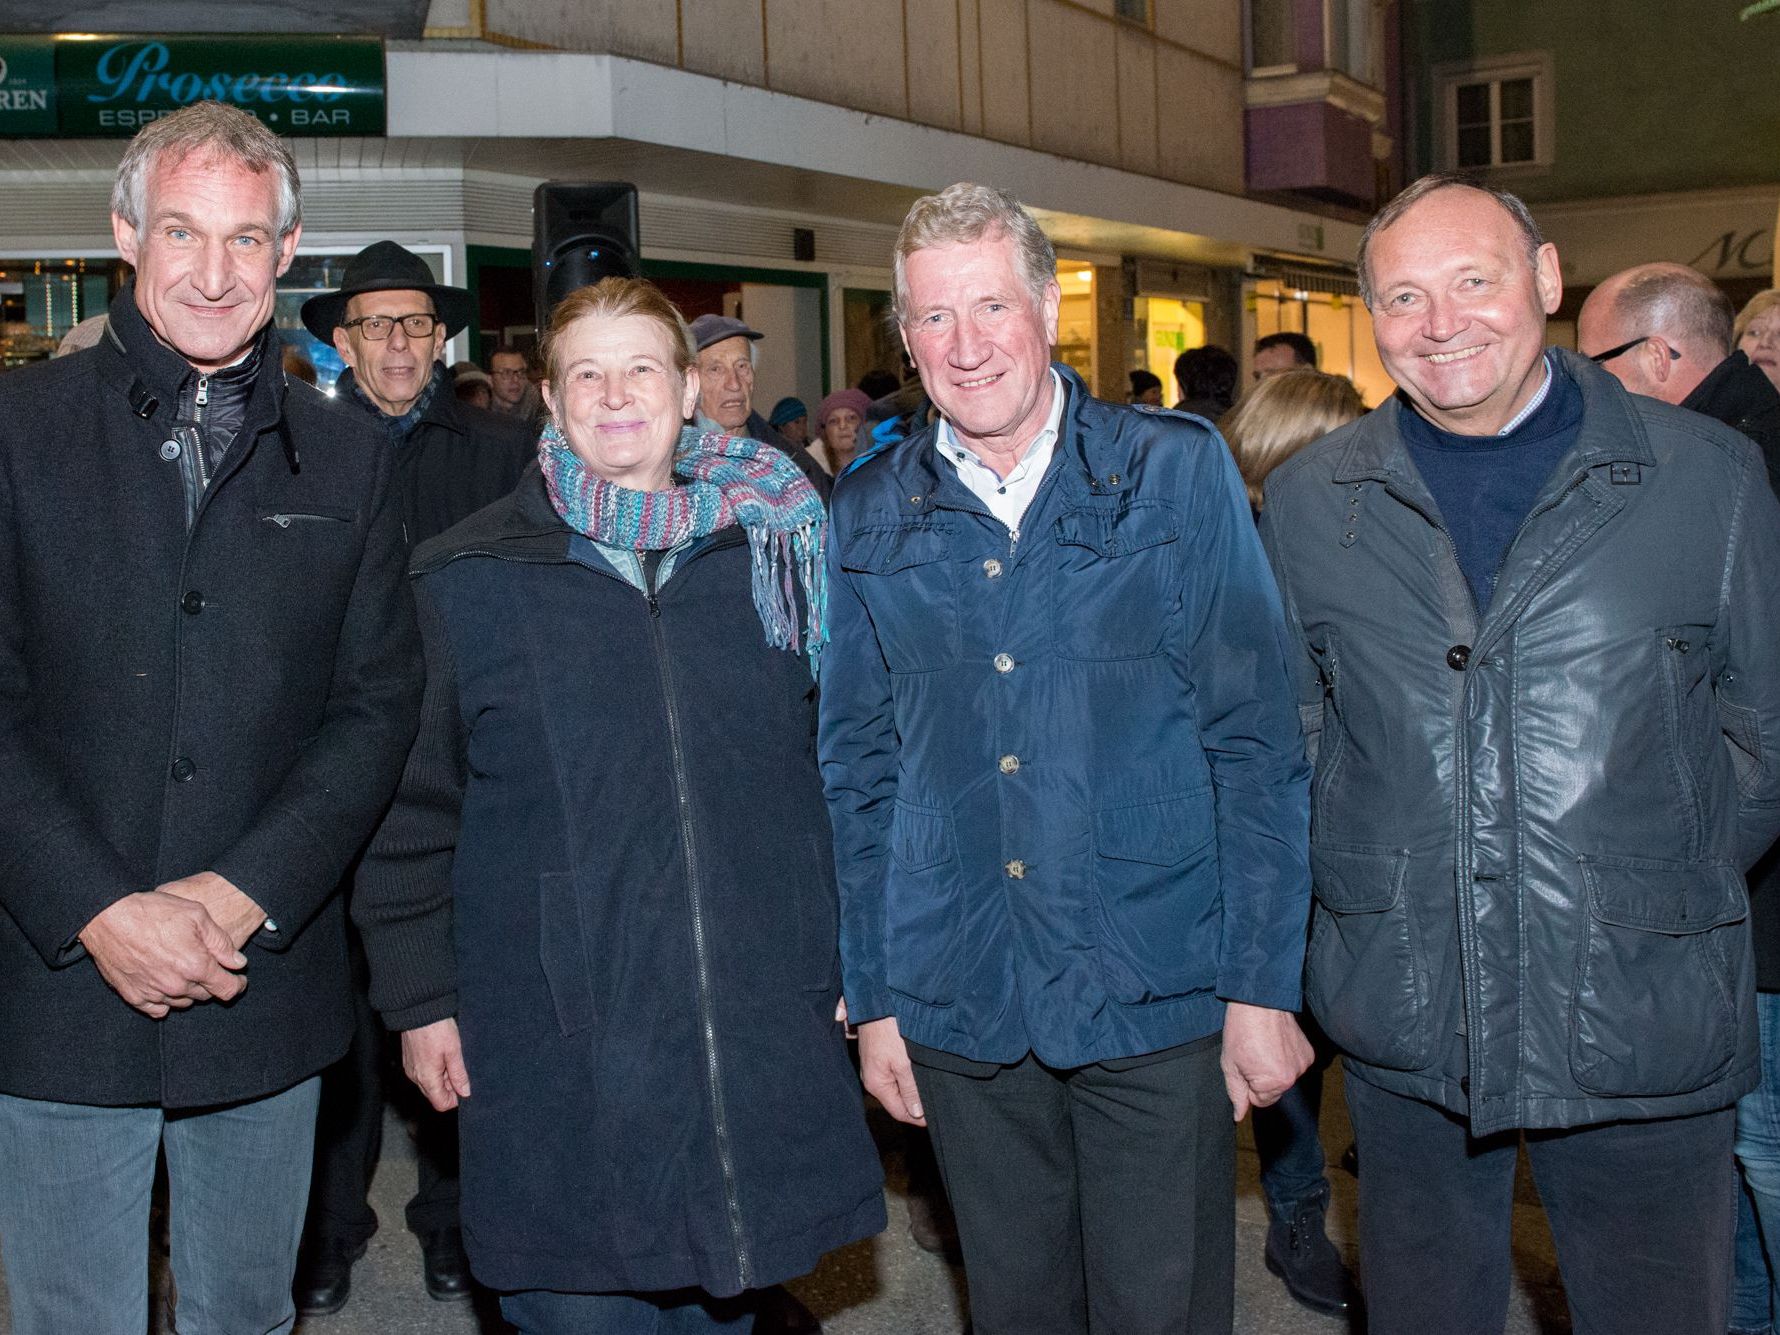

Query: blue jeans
left=0, top=1077, right=320, bottom=1335
left=1253, top=1049, right=1330, bottom=1223
left=1735, top=991, right=1780, bottom=1333
left=500, top=1288, right=756, bottom=1334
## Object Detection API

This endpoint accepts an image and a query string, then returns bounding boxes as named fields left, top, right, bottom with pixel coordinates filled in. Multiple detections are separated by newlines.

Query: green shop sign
left=0, top=34, right=384, bottom=138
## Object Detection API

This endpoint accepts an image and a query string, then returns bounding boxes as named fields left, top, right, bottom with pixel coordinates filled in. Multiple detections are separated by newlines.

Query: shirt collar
left=934, top=368, right=1065, bottom=475
left=1497, top=352, right=1555, bottom=436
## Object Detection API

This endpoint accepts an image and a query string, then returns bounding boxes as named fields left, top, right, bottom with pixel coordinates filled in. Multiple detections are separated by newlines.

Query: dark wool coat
left=334, top=366, right=534, bottom=546
left=0, top=289, right=423, bottom=1108
left=355, top=470, right=885, bottom=1297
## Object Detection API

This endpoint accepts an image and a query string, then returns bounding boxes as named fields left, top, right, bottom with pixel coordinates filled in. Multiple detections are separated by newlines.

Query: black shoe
left=1263, top=1185, right=1361, bottom=1318
left=420, top=1227, right=473, bottom=1302
left=753, top=1285, right=822, bottom=1334
left=906, top=1190, right=962, bottom=1261
left=293, top=1237, right=368, bottom=1316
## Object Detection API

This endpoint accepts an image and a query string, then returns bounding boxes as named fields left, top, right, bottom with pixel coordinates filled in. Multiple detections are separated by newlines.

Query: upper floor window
left=1246, top=0, right=1379, bottom=85
left=1434, top=53, right=1554, bottom=171
left=1247, top=0, right=1297, bottom=73
left=1326, top=0, right=1374, bottom=84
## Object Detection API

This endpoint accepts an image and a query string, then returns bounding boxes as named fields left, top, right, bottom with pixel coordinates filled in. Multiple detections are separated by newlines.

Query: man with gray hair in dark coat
left=0, top=102, right=421, bottom=1333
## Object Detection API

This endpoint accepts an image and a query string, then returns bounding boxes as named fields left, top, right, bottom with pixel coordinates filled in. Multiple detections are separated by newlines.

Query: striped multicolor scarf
left=539, top=422, right=829, bottom=675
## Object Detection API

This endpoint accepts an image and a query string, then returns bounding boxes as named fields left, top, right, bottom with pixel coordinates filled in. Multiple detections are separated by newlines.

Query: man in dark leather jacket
left=1262, top=176, right=1780, bottom=1335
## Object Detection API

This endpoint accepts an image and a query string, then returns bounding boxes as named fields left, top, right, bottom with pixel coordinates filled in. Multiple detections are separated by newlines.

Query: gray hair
left=1357, top=172, right=1544, bottom=310
left=892, top=182, right=1057, bottom=324
left=1607, top=263, right=1734, bottom=359
left=112, top=101, right=301, bottom=240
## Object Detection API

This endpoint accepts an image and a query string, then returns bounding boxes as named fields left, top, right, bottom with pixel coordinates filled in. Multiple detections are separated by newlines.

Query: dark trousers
left=1347, top=1074, right=1737, bottom=1335
left=304, top=929, right=459, bottom=1247
left=911, top=1038, right=1233, bottom=1335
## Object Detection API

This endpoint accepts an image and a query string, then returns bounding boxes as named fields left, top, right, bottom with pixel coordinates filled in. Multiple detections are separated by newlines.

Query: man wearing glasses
left=292, top=241, right=532, bottom=1315
left=1578, top=262, right=1780, bottom=483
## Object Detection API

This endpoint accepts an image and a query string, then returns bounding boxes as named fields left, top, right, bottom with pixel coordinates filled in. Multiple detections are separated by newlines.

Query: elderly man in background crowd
left=288, top=239, right=533, bottom=1317
left=689, top=313, right=830, bottom=496
left=0, top=102, right=421, bottom=1333
left=1579, top=261, right=1780, bottom=478
left=821, top=182, right=1312, bottom=1335
left=1578, top=257, right=1780, bottom=1335
left=1262, top=174, right=1780, bottom=1335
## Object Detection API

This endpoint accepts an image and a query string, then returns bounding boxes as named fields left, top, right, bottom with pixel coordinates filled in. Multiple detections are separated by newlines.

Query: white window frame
left=1432, top=51, right=1555, bottom=174
left=1323, top=0, right=1379, bottom=88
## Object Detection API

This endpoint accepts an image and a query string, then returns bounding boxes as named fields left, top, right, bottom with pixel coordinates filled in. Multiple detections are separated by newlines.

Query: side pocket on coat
left=1569, top=854, right=1746, bottom=1098
left=1305, top=842, right=1435, bottom=1071
left=538, top=871, right=597, bottom=1037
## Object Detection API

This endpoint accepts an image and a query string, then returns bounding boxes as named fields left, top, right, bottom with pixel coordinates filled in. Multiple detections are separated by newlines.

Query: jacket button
left=993, top=652, right=1015, bottom=673
left=158, top=440, right=181, bottom=461
left=1005, top=859, right=1027, bottom=879
left=1446, top=644, right=1471, bottom=671
left=983, top=558, right=1003, bottom=579
left=180, top=590, right=205, bottom=615
left=998, top=754, right=1020, bottom=774
left=170, top=757, right=196, bottom=782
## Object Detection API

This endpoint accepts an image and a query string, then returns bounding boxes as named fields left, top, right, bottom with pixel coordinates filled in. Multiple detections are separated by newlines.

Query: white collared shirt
left=934, top=369, right=1065, bottom=541
left=1498, top=353, right=1555, bottom=435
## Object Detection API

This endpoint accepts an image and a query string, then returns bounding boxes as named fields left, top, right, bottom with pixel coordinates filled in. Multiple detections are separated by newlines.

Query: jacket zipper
left=644, top=555, right=752, bottom=1292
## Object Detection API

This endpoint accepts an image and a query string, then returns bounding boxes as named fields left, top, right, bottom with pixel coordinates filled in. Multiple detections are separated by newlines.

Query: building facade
left=0, top=1, right=1401, bottom=403
left=1399, top=0, right=1780, bottom=344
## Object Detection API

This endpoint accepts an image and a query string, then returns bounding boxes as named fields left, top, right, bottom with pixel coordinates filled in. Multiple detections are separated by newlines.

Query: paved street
left=0, top=1064, right=1573, bottom=1333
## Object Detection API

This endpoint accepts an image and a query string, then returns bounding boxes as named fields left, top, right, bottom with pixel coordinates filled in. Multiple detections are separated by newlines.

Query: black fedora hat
left=300, top=241, right=477, bottom=342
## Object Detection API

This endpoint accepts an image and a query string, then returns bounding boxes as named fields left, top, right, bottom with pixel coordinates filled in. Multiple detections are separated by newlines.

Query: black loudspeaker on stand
left=532, top=181, right=642, bottom=329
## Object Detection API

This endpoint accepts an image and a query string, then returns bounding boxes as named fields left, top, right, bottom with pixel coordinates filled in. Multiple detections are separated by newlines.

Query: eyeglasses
left=342, top=313, right=440, bottom=341
left=1588, top=335, right=1679, bottom=365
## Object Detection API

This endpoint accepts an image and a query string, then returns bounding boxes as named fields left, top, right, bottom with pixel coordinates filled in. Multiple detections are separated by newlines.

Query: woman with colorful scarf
left=352, top=278, right=886, bottom=1335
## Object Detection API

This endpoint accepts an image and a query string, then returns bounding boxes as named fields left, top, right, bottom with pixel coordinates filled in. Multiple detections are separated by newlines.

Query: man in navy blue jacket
left=818, top=183, right=1314, bottom=1335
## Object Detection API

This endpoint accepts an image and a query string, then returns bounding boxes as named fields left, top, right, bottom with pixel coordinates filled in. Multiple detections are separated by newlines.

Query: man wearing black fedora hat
left=293, top=241, right=532, bottom=1315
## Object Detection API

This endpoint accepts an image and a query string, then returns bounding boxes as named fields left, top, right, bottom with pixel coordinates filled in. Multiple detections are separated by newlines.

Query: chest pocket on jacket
left=1052, top=502, right=1179, bottom=660
left=840, top=524, right=959, bottom=673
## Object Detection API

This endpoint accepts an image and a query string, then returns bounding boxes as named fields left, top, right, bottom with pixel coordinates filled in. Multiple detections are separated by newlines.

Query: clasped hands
left=77, top=872, right=266, bottom=1019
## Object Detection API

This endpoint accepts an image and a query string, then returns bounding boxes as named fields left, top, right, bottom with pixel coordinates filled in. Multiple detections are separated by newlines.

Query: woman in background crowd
left=1737, top=290, right=1780, bottom=395
left=811, top=387, right=872, bottom=475
left=1223, top=368, right=1365, bottom=511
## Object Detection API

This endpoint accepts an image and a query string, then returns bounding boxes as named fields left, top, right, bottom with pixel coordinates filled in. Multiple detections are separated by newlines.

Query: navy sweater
left=1401, top=356, right=1585, bottom=612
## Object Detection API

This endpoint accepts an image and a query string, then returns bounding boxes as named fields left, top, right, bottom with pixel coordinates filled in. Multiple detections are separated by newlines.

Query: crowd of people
left=9, top=99, right=1780, bottom=1335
